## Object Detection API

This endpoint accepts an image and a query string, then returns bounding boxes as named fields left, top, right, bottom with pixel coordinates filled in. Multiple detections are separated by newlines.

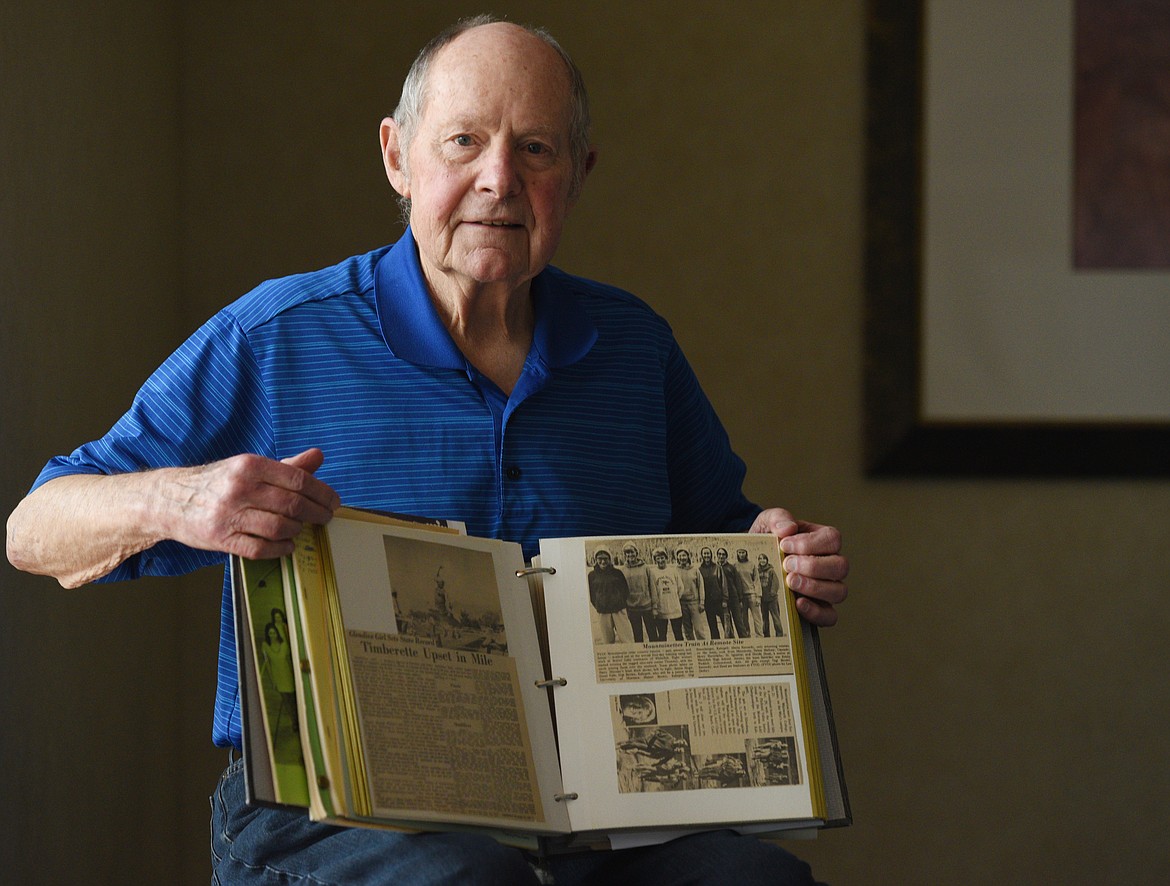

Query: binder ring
left=516, top=566, right=556, bottom=577
left=553, top=792, right=579, bottom=802
left=535, top=677, right=567, bottom=688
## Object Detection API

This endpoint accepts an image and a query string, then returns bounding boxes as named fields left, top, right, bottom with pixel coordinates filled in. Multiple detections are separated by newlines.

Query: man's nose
left=476, top=142, right=523, bottom=198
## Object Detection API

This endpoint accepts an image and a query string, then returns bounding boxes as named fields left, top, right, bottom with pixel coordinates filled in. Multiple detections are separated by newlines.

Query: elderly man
left=6, top=15, right=846, bottom=886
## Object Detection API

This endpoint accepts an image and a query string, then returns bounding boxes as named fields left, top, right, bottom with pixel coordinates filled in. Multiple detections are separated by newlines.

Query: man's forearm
left=7, top=450, right=341, bottom=589
left=6, top=472, right=171, bottom=588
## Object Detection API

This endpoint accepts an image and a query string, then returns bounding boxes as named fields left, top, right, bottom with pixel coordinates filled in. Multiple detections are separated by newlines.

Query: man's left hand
left=750, top=508, right=848, bottom=627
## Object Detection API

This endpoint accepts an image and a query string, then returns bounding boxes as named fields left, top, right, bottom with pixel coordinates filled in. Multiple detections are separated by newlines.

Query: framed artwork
left=864, top=0, right=1170, bottom=476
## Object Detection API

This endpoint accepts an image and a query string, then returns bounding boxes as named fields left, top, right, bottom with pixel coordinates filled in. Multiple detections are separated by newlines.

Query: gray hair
left=390, top=14, right=593, bottom=222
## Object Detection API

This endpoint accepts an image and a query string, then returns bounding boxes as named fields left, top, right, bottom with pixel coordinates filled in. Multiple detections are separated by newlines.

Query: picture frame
left=864, top=0, right=1170, bottom=476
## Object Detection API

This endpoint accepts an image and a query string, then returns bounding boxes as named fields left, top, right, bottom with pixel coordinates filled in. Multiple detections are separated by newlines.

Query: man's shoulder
left=224, top=245, right=392, bottom=332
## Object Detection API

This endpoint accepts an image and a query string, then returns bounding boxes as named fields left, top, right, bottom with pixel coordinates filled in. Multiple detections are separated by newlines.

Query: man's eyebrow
left=436, top=116, right=565, bottom=142
left=435, top=115, right=480, bottom=133
left=516, top=122, right=564, bottom=138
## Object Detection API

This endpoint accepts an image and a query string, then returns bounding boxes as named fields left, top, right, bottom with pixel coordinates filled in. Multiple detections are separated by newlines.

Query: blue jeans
left=210, top=758, right=824, bottom=884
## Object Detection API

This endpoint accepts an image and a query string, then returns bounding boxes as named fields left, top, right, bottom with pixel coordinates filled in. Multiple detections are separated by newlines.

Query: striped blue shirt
left=33, top=230, right=758, bottom=749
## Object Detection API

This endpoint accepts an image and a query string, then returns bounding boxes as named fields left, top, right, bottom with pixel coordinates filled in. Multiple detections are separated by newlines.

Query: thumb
left=281, top=447, right=326, bottom=474
left=751, top=508, right=798, bottom=538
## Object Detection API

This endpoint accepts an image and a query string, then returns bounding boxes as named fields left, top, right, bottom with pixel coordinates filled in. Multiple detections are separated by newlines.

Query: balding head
left=390, top=16, right=592, bottom=208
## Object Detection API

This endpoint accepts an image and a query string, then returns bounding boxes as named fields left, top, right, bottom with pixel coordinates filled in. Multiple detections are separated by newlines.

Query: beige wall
left=2, top=2, right=1168, bottom=883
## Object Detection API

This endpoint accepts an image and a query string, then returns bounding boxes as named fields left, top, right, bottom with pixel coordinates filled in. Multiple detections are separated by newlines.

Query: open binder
left=233, top=507, right=849, bottom=854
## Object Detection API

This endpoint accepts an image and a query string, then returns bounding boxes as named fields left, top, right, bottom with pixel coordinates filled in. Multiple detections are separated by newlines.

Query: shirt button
left=506, top=466, right=522, bottom=480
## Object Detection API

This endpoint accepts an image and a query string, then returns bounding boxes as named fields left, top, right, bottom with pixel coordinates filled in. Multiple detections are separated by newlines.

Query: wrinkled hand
left=159, top=448, right=340, bottom=560
left=750, top=507, right=848, bottom=627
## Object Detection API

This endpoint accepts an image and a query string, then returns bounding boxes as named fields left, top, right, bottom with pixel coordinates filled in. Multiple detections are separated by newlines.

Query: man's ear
left=380, top=117, right=410, bottom=198
left=583, top=146, right=599, bottom=179
left=568, top=146, right=599, bottom=206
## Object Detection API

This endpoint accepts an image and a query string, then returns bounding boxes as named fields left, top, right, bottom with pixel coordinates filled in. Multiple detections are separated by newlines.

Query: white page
left=539, top=534, right=819, bottom=834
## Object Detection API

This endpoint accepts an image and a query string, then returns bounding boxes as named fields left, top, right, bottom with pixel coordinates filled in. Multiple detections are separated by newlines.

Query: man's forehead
left=423, top=24, right=572, bottom=119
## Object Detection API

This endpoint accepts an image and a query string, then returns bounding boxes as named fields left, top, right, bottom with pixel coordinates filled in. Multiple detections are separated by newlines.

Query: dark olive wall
left=0, top=3, right=220, bottom=883
left=3, top=3, right=1169, bottom=884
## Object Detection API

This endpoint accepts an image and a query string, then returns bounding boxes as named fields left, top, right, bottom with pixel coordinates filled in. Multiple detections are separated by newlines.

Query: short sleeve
left=29, top=310, right=275, bottom=580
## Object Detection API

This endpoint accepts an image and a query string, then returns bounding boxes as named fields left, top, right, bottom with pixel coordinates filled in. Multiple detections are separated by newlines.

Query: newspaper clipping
left=345, top=630, right=543, bottom=823
left=337, top=531, right=544, bottom=824
left=611, top=685, right=802, bottom=794
left=584, top=534, right=794, bottom=683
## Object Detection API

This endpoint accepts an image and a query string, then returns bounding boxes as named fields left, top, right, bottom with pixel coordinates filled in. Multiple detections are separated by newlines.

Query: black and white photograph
left=617, top=694, right=658, bottom=726
left=615, top=725, right=694, bottom=794
left=692, top=753, right=751, bottom=790
left=747, top=736, right=802, bottom=787
left=382, top=533, right=508, bottom=654
left=583, top=535, right=791, bottom=647
left=607, top=687, right=805, bottom=796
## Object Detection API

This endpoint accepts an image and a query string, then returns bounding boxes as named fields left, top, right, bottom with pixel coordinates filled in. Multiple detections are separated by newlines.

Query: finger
left=749, top=508, right=797, bottom=537
left=261, top=452, right=340, bottom=513
left=244, top=478, right=338, bottom=527
left=220, top=530, right=299, bottom=562
left=281, top=447, right=326, bottom=473
left=202, top=456, right=335, bottom=531
left=785, top=570, right=848, bottom=606
left=794, top=595, right=839, bottom=628
left=225, top=503, right=310, bottom=543
left=779, top=523, right=842, bottom=556
left=782, top=552, right=849, bottom=583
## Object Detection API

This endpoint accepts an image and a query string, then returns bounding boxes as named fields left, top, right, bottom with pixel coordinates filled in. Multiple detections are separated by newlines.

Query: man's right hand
left=6, top=448, right=340, bottom=588
left=156, top=448, right=340, bottom=560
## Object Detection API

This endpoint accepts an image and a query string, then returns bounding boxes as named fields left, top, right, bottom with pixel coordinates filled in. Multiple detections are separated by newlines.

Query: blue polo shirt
left=33, top=230, right=758, bottom=749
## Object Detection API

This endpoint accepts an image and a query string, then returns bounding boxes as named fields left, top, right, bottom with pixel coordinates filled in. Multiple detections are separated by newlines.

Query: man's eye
left=453, top=135, right=474, bottom=147
left=524, top=143, right=548, bottom=155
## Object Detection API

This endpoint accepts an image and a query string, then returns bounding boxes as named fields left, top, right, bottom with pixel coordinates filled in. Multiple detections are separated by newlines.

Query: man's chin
left=450, top=251, right=535, bottom=289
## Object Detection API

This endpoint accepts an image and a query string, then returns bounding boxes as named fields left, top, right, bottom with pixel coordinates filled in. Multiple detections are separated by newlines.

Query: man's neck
left=427, top=279, right=535, bottom=395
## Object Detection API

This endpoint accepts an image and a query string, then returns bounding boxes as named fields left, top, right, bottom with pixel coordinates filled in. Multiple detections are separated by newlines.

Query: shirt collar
left=374, top=228, right=597, bottom=371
